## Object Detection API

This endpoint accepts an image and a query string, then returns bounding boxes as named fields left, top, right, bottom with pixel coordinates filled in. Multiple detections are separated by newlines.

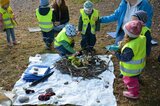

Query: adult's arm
left=78, top=15, right=83, bottom=31
left=142, top=1, right=153, bottom=28
left=52, top=9, right=56, bottom=23
left=100, top=0, right=125, bottom=23
left=60, top=6, right=69, bottom=24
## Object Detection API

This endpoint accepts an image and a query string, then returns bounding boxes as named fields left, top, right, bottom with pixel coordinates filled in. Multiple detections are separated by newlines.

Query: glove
left=68, top=55, right=76, bottom=60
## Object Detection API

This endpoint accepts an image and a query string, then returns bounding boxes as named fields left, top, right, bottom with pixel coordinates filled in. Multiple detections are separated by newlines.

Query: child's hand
left=73, top=51, right=82, bottom=56
left=110, top=51, right=116, bottom=54
left=118, top=41, right=123, bottom=47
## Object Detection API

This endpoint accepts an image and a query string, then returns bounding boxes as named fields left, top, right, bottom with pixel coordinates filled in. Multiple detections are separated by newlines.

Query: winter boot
left=123, top=91, right=139, bottom=99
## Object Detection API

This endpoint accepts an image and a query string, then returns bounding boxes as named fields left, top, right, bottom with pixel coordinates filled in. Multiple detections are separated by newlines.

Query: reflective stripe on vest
left=120, top=36, right=146, bottom=77
left=0, top=7, right=14, bottom=29
left=36, top=8, right=53, bottom=32
left=80, top=9, right=99, bottom=35
left=54, top=28, right=72, bottom=47
left=125, top=58, right=145, bottom=64
left=120, top=65, right=143, bottom=74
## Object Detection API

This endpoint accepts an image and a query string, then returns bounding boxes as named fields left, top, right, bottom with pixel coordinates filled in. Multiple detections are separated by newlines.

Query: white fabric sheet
left=13, top=54, right=117, bottom=106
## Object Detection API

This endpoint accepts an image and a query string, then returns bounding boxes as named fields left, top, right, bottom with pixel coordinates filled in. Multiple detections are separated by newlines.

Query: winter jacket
left=100, top=0, right=153, bottom=38
left=52, top=5, right=69, bottom=24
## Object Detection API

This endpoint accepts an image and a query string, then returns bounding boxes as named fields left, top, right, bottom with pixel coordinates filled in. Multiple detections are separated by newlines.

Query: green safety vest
left=80, top=9, right=99, bottom=35
left=36, top=8, right=54, bottom=32
left=54, top=28, right=72, bottom=47
left=141, top=26, right=151, bottom=36
left=120, top=36, right=146, bottom=77
left=0, top=7, right=14, bottom=29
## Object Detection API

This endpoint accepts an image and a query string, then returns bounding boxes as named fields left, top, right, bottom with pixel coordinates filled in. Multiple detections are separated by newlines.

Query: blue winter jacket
left=100, top=0, right=153, bottom=37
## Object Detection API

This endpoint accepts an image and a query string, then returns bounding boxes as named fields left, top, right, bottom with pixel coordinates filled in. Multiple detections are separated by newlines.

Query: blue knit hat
left=40, top=0, right=49, bottom=6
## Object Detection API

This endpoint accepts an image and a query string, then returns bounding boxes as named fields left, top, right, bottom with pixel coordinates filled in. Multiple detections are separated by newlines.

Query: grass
left=0, top=0, right=160, bottom=105
left=72, top=0, right=103, bottom=4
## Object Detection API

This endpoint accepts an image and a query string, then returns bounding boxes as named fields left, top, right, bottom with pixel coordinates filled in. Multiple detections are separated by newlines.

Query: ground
left=0, top=0, right=160, bottom=105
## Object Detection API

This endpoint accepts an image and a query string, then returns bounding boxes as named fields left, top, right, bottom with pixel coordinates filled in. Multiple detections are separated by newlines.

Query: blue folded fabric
left=23, top=74, right=43, bottom=82
left=23, top=65, right=50, bottom=82
left=105, top=44, right=119, bottom=52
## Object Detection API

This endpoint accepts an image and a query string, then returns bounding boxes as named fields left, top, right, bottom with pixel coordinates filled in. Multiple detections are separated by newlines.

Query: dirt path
left=0, top=0, right=159, bottom=105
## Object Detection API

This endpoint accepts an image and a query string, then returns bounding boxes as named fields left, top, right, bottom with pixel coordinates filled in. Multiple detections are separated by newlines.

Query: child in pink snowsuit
left=114, top=20, right=146, bottom=99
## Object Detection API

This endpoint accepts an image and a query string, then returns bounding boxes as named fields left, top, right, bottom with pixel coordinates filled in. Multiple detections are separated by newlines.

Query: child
left=36, top=0, right=55, bottom=50
left=0, top=0, right=18, bottom=47
left=118, top=10, right=151, bottom=78
left=54, top=24, right=77, bottom=57
left=114, top=20, right=146, bottom=99
left=131, top=10, right=152, bottom=56
left=78, top=0, right=100, bottom=52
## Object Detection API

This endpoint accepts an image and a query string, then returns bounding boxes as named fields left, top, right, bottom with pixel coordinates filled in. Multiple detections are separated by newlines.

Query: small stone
left=64, top=82, right=69, bottom=85
left=18, top=96, right=29, bottom=103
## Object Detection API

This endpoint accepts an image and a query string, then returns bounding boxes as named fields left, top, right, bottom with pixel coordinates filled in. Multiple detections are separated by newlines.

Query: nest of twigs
left=54, top=55, right=109, bottom=79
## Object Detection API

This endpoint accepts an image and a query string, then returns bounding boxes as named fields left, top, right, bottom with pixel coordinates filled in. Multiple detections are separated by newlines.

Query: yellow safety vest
left=54, top=28, right=72, bottom=47
left=80, top=9, right=99, bottom=35
left=36, top=8, right=54, bottom=32
left=120, top=36, right=146, bottom=77
left=141, top=26, right=151, bottom=36
left=0, top=6, right=15, bottom=29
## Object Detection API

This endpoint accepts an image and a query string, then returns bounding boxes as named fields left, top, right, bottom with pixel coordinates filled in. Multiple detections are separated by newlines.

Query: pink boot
left=123, top=91, right=139, bottom=99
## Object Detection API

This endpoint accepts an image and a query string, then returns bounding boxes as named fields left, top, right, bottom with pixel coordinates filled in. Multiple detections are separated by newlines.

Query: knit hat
left=132, top=10, right=148, bottom=23
left=83, top=0, right=93, bottom=10
left=123, top=20, right=143, bottom=38
left=65, top=24, right=77, bottom=37
left=39, top=0, right=49, bottom=6
left=0, top=0, right=9, bottom=6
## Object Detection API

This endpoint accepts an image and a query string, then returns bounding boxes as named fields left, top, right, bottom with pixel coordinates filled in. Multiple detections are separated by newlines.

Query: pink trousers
left=123, top=76, right=140, bottom=96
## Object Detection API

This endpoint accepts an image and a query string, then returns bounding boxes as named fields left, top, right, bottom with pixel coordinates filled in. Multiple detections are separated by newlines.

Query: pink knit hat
left=123, top=20, right=144, bottom=38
